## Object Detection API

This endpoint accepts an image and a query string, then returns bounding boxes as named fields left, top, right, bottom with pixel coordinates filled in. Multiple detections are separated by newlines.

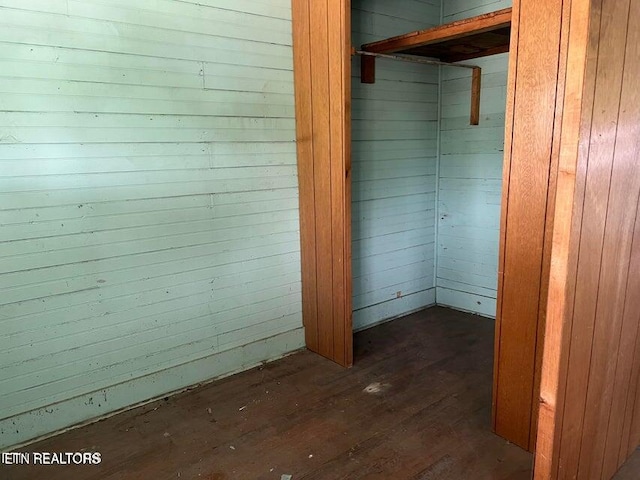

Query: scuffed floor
left=6, top=307, right=536, bottom=479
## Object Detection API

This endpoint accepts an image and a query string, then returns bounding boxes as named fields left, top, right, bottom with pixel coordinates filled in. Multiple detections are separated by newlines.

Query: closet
left=291, top=0, right=640, bottom=475
left=292, top=0, right=553, bottom=452
left=347, top=1, right=556, bottom=452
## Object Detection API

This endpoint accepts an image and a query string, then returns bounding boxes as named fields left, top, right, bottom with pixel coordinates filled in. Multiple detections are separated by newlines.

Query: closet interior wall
left=352, top=0, right=511, bottom=325
left=435, top=0, right=511, bottom=318
left=351, top=0, right=441, bottom=330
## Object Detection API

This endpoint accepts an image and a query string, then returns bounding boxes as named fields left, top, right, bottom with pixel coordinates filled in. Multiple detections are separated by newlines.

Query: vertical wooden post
left=493, top=0, right=565, bottom=451
left=470, top=67, right=481, bottom=125
left=534, top=2, right=592, bottom=475
left=291, top=0, right=318, bottom=353
left=291, top=0, right=353, bottom=367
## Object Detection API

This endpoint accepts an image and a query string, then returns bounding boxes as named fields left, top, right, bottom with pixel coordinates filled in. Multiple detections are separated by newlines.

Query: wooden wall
left=351, top=0, right=440, bottom=330
left=291, top=0, right=352, bottom=366
left=0, top=0, right=305, bottom=449
left=493, top=0, right=565, bottom=451
left=536, top=0, right=640, bottom=478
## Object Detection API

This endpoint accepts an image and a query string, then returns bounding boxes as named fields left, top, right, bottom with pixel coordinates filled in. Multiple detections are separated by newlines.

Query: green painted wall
left=436, top=0, right=511, bottom=317
left=351, top=0, right=441, bottom=330
left=0, top=0, right=303, bottom=449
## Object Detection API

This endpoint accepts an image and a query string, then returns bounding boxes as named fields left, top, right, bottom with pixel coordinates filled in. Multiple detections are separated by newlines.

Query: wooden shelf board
left=361, top=8, right=512, bottom=63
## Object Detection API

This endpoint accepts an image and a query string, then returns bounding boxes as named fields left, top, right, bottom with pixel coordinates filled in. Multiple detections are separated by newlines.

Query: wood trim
left=533, top=1, right=593, bottom=475
left=550, top=5, right=604, bottom=466
left=529, top=0, right=573, bottom=451
left=492, top=0, right=521, bottom=435
left=309, top=0, right=334, bottom=357
left=292, top=0, right=318, bottom=352
left=342, top=0, right=353, bottom=367
left=361, top=8, right=512, bottom=55
left=291, top=0, right=353, bottom=367
left=493, top=0, right=564, bottom=451
left=328, top=0, right=347, bottom=366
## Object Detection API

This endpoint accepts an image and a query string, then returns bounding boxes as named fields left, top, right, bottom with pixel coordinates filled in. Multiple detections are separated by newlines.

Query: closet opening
left=351, top=4, right=511, bottom=324
left=293, top=0, right=562, bottom=456
left=350, top=0, right=515, bottom=454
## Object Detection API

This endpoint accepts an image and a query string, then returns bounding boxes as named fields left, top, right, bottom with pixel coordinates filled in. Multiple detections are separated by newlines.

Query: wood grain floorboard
left=2, top=307, right=545, bottom=479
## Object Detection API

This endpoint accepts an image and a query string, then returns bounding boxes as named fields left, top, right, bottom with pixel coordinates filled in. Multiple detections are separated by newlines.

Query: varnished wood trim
left=342, top=0, right=353, bottom=367
left=493, top=0, right=521, bottom=435
left=362, top=8, right=512, bottom=55
left=529, top=0, right=573, bottom=452
left=292, top=0, right=319, bottom=352
left=291, top=0, right=352, bottom=367
left=493, top=0, right=564, bottom=451
left=532, top=0, right=592, bottom=475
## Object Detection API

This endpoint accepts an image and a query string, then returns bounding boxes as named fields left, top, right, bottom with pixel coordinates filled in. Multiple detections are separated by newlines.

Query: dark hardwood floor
left=0, top=306, right=585, bottom=479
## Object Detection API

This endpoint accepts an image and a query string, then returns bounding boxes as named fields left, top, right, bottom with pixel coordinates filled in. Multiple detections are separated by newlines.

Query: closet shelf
left=360, top=8, right=512, bottom=64
left=357, top=8, right=511, bottom=125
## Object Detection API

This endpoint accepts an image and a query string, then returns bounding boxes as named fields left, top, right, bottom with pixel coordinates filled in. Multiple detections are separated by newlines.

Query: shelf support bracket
left=361, top=54, right=376, bottom=84
left=354, top=50, right=482, bottom=125
left=471, top=67, right=482, bottom=125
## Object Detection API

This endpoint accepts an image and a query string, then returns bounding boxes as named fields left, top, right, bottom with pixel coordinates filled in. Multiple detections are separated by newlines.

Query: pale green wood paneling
left=0, top=0, right=303, bottom=449
left=351, top=0, right=439, bottom=330
left=435, top=1, right=511, bottom=317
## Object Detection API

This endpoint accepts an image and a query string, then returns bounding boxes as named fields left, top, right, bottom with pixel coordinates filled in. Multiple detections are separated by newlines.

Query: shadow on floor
left=6, top=307, right=536, bottom=479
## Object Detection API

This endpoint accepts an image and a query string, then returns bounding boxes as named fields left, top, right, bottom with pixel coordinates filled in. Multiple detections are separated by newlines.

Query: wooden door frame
left=291, top=0, right=353, bottom=367
left=291, top=0, right=579, bottom=466
left=534, top=0, right=591, bottom=474
left=492, top=0, right=570, bottom=452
